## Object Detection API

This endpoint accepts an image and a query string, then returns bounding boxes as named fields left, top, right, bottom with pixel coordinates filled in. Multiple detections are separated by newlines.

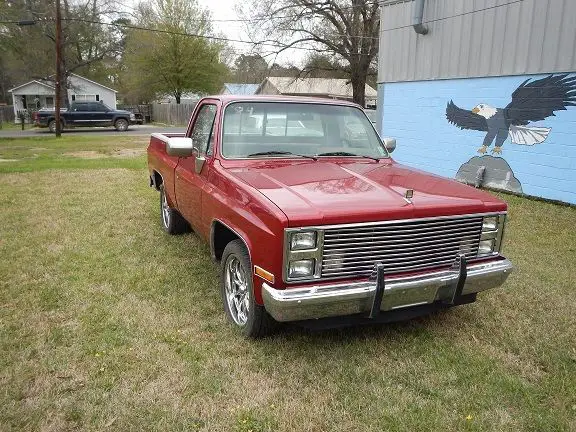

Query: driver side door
left=174, top=102, right=218, bottom=232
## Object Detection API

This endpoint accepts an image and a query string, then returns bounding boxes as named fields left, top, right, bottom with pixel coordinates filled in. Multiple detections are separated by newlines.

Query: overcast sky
left=196, top=0, right=306, bottom=66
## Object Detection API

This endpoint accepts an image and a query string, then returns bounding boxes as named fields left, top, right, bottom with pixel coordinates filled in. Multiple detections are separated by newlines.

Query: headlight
left=482, top=216, right=498, bottom=231
left=288, top=259, right=315, bottom=278
left=478, top=239, right=495, bottom=255
left=290, top=231, right=317, bottom=250
left=130, top=113, right=136, bottom=120
left=478, top=214, right=505, bottom=256
left=284, top=228, right=323, bottom=281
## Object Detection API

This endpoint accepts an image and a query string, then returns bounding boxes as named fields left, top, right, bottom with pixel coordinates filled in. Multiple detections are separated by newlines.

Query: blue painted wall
left=380, top=73, right=576, bottom=205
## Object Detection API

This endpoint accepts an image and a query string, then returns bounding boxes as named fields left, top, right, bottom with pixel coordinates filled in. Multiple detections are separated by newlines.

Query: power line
left=117, top=1, right=382, bottom=23
left=61, top=17, right=377, bottom=55
left=6, top=0, right=526, bottom=55
left=380, top=0, right=525, bottom=33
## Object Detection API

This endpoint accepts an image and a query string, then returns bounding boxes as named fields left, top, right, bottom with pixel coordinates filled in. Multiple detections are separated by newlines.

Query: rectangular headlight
left=288, top=259, right=315, bottom=278
left=290, top=231, right=317, bottom=251
left=478, top=239, right=495, bottom=256
left=482, top=216, right=498, bottom=231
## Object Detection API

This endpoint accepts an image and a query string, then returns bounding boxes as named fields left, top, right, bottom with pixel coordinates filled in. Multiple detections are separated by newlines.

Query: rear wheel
left=221, top=240, right=274, bottom=338
left=114, top=118, right=129, bottom=132
left=159, top=185, right=188, bottom=234
left=48, top=119, right=62, bottom=133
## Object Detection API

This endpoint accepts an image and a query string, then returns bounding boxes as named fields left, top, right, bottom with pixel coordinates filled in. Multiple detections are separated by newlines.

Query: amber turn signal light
left=254, top=265, right=275, bottom=284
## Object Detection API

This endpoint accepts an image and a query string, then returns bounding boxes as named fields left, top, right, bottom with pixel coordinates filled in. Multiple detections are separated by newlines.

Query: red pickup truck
left=147, top=95, right=513, bottom=337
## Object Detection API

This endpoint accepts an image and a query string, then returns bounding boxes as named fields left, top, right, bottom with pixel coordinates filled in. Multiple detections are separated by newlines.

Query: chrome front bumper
left=262, top=259, right=513, bottom=322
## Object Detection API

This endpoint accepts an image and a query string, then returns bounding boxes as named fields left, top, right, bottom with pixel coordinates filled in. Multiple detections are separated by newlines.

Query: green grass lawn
left=0, top=136, right=575, bottom=431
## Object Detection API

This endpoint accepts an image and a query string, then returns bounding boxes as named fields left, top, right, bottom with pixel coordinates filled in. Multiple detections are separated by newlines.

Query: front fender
left=206, top=166, right=288, bottom=305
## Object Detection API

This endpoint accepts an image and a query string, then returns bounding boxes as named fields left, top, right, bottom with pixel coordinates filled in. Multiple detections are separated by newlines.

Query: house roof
left=8, top=80, right=55, bottom=93
left=222, top=83, right=260, bottom=95
left=8, top=73, right=116, bottom=94
left=260, top=77, right=377, bottom=98
left=69, top=73, right=117, bottom=93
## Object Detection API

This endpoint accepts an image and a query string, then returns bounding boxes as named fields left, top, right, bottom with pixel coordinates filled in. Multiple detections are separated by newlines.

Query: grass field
left=0, top=136, right=575, bottom=431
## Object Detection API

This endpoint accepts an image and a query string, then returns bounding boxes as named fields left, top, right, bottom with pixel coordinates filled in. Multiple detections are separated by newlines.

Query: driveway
left=0, top=124, right=186, bottom=138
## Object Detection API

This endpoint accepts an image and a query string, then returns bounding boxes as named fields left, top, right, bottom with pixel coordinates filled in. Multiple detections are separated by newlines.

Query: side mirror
left=166, top=137, right=194, bottom=157
left=382, top=137, right=396, bottom=153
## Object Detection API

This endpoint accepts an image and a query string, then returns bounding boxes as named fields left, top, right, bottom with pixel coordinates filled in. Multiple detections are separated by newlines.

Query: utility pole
left=55, top=0, right=62, bottom=137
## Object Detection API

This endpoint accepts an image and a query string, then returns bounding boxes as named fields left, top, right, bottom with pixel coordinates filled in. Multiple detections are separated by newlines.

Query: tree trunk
left=175, top=94, right=181, bottom=104
left=350, top=70, right=367, bottom=107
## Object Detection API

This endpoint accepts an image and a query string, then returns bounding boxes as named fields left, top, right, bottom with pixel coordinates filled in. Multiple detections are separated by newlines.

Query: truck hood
left=226, top=160, right=506, bottom=226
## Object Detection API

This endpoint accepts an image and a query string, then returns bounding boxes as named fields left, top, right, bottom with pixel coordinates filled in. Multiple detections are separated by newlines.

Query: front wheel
left=221, top=240, right=274, bottom=338
left=114, top=118, right=129, bottom=132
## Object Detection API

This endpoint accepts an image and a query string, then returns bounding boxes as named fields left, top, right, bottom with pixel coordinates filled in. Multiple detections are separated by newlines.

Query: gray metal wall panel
left=557, top=0, right=576, bottom=71
left=378, top=0, right=576, bottom=83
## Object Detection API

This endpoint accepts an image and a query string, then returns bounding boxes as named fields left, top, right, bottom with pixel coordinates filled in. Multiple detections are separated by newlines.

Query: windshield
left=221, top=102, right=389, bottom=159
left=364, top=109, right=377, bottom=124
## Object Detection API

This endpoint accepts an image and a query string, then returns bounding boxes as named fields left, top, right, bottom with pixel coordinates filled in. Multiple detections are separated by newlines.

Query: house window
left=45, top=96, right=54, bottom=108
left=73, top=94, right=97, bottom=102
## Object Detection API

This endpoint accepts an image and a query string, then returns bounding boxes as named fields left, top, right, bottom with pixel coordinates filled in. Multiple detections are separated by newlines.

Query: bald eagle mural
left=446, top=74, right=576, bottom=154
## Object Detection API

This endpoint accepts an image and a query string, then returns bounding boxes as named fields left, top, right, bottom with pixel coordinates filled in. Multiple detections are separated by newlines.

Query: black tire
left=48, top=119, right=61, bottom=133
left=159, top=185, right=188, bottom=234
left=114, top=118, right=129, bottom=132
left=221, top=240, right=275, bottom=338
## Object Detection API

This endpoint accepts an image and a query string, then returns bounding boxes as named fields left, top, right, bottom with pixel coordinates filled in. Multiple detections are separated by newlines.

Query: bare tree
left=239, top=0, right=379, bottom=106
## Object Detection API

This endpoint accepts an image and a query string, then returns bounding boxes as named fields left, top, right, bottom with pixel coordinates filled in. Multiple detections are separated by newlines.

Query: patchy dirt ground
left=63, top=151, right=107, bottom=159
left=62, top=148, right=146, bottom=159
left=111, top=148, right=146, bottom=158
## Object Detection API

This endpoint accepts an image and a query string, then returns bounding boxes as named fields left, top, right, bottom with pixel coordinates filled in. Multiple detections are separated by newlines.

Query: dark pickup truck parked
left=35, top=101, right=136, bottom=132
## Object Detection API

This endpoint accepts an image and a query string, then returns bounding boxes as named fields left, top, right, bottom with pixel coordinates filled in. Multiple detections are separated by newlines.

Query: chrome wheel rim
left=161, top=190, right=170, bottom=228
left=224, top=255, right=249, bottom=326
left=117, top=120, right=127, bottom=131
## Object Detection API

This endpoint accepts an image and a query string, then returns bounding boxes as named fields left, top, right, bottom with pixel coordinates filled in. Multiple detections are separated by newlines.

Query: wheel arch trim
left=211, top=219, right=265, bottom=305
left=150, top=170, right=164, bottom=191
left=210, top=219, right=252, bottom=264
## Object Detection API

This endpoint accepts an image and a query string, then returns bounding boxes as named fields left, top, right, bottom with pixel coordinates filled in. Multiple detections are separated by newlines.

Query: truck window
left=74, top=103, right=90, bottom=112
left=191, top=104, right=217, bottom=156
left=88, top=102, right=109, bottom=112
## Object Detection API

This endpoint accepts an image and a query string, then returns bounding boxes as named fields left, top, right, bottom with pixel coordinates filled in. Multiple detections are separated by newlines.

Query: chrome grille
left=321, top=216, right=483, bottom=279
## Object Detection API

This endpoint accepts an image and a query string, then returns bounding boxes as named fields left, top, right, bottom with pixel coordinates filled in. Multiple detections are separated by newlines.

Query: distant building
left=256, top=77, right=377, bottom=107
left=8, top=73, right=117, bottom=122
left=155, top=92, right=201, bottom=104
left=221, top=83, right=259, bottom=95
left=377, top=0, right=576, bottom=205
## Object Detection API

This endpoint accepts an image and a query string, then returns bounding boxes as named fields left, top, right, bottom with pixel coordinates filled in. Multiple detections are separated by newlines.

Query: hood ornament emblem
left=403, top=189, right=414, bottom=204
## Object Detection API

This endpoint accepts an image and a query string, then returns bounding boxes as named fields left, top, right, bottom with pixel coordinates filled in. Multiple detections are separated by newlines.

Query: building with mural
left=376, top=0, right=576, bottom=205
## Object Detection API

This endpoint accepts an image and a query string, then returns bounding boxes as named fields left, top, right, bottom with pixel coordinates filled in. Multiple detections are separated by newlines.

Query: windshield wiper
left=247, top=151, right=317, bottom=160
left=316, top=151, right=380, bottom=162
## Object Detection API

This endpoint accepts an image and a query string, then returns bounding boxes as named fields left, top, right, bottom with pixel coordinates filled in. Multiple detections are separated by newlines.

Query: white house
left=8, top=73, right=117, bottom=122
